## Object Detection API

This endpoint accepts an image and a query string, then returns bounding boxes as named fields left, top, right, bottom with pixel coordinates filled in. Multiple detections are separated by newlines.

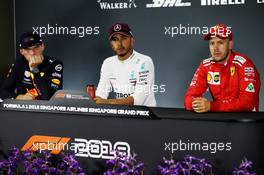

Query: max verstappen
left=0, top=32, right=63, bottom=100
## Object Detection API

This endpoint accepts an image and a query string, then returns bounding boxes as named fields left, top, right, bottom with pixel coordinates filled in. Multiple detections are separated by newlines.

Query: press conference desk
left=0, top=99, right=263, bottom=175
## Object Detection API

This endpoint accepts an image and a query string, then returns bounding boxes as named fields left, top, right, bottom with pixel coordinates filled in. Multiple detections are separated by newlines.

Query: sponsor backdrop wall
left=14, top=0, right=264, bottom=110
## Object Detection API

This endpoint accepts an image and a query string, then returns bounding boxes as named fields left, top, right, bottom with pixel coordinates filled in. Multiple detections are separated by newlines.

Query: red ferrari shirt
left=185, top=51, right=261, bottom=112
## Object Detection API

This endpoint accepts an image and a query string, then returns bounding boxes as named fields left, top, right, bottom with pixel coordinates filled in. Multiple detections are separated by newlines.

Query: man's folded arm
left=184, top=63, right=208, bottom=110
left=32, top=60, right=63, bottom=100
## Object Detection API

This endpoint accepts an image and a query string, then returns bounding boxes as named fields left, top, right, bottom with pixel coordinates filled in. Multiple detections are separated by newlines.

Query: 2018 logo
left=22, top=135, right=131, bottom=160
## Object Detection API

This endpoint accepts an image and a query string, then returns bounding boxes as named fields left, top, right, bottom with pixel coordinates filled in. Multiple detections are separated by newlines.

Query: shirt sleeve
left=184, top=63, right=208, bottom=110
left=0, top=61, right=20, bottom=99
left=210, top=61, right=261, bottom=112
left=131, top=58, right=155, bottom=106
left=31, top=60, right=63, bottom=100
left=96, top=60, right=112, bottom=99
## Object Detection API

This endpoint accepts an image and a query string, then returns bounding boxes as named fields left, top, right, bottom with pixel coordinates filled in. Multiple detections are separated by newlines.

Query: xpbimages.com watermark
left=164, top=24, right=232, bottom=38
left=164, top=140, right=232, bottom=154
left=32, top=24, right=100, bottom=38
left=96, top=84, right=166, bottom=97
left=27, top=138, right=130, bottom=160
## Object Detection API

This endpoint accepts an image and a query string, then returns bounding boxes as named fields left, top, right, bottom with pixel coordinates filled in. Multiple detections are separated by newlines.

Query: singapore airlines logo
left=97, top=0, right=137, bottom=10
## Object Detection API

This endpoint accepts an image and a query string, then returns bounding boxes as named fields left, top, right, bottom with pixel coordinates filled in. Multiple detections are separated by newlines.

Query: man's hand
left=94, top=96, right=109, bottom=104
left=94, top=96, right=134, bottom=105
left=16, top=93, right=35, bottom=100
left=192, top=97, right=211, bottom=113
left=28, top=55, right=44, bottom=69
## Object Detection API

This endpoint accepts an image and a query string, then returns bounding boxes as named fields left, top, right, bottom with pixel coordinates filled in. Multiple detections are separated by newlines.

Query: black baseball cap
left=109, top=23, right=133, bottom=40
left=19, top=32, right=43, bottom=49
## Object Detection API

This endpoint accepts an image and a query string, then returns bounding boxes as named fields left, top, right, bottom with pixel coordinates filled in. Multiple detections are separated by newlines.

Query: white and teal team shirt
left=96, top=50, right=156, bottom=107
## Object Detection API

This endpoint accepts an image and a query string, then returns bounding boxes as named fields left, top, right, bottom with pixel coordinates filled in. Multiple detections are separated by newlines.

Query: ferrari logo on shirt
left=207, top=72, right=220, bottom=85
left=245, top=83, right=255, bottom=92
left=230, top=66, right=235, bottom=76
left=40, top=72, right=45, bottom=77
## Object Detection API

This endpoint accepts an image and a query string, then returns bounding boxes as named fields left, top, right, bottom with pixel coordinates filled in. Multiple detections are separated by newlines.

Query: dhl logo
left=21, top=135, right=71, bottom=154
